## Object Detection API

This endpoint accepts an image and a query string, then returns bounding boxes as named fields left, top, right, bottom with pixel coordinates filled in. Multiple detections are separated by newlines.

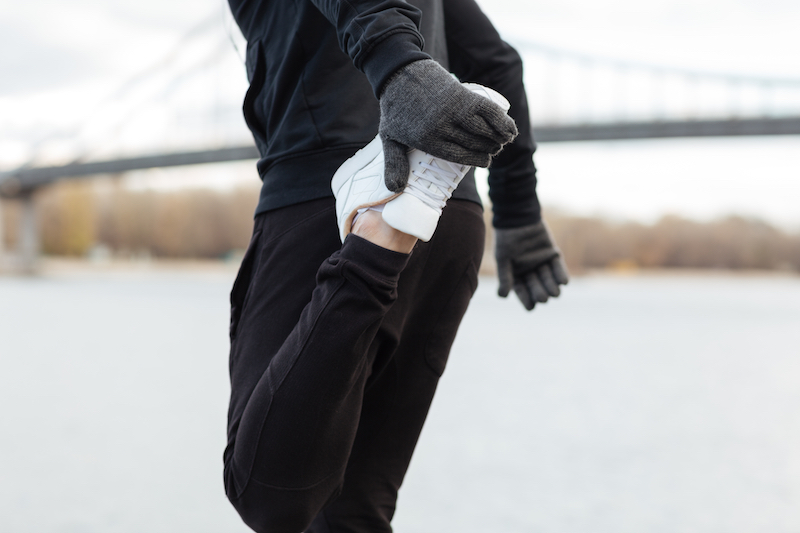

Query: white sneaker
left=382, top=83, right=511, bottom=242
left=331, top=135, right=400, bottom=243
left=332, top=83, right=511, bottom=244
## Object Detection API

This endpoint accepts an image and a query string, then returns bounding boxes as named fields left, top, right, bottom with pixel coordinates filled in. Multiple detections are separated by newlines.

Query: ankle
left=352, top=210, right=417, bottom=254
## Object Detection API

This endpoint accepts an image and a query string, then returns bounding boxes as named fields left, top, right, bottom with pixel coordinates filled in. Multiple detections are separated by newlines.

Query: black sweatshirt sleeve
left=443, top=0, right=542, bottom=228
left=308, top=0, right=432, bottom=96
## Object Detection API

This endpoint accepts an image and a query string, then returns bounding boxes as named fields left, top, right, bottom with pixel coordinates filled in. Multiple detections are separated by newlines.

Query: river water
left=1, top=266, right=799, bottom=533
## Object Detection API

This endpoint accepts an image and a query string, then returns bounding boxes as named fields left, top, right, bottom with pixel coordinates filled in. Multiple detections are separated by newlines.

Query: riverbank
left=2, top=254, right=800, bottom=278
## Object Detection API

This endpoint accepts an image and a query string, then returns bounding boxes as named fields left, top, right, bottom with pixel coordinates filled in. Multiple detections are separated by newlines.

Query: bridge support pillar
left=0, top=199, right=5, bottom=270
left=18, top=193, right=39, bottom=274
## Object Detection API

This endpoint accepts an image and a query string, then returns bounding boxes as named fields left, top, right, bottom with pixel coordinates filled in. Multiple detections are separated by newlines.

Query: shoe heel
left=383, top=193, right=440, bottom=242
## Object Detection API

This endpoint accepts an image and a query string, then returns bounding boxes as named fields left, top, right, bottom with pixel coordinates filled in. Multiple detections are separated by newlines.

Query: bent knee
left=226, top=473, right=339, bottom=533
left=234, top=500, right=317, bottom=533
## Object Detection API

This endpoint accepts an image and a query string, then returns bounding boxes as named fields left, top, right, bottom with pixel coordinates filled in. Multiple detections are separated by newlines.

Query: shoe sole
left=462, top=83, right=511, bottom=112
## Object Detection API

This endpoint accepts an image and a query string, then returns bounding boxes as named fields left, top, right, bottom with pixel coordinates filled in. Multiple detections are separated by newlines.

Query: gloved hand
left=495, top=221, right=569, bottom=311
left=379, top=59, right=518, bottom=191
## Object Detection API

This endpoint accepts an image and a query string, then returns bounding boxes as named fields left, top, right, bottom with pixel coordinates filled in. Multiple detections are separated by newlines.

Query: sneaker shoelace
left=404, top=158, right=467, bottom=212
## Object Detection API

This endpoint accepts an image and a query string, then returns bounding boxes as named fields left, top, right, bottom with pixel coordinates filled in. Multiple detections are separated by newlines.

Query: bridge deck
left=2, top=116, right=799, bottom=197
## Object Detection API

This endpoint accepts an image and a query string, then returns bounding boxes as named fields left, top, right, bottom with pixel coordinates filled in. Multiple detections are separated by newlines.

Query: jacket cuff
left=491, top=202, right=542, bottom=228
left=361, top=32, right=430, bottom=97
left=488, top=175, right=542, bottom=228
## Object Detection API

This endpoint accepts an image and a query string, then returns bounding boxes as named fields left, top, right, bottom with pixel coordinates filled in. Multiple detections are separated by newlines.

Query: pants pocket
left=423, top=260, right=480, bottom=376
left=230, top=228, right=263, bottom=341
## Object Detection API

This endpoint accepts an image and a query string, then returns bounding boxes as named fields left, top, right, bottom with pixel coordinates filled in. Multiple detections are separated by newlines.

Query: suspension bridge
left=1, top=16, right=800, bottom=271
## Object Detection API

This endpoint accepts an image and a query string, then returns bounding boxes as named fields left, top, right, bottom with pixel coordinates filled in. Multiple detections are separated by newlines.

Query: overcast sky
left=4, top=0, right=800, bottom=90
left=1, top=0, right=799, bottom=227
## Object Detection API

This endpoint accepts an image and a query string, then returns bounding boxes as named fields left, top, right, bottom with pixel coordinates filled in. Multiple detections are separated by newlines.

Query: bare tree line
left=2, top=180, right=799, bottom=272
left=2, top=180, right=257, bottom=259
left=546, top=212, right=800, bottom=272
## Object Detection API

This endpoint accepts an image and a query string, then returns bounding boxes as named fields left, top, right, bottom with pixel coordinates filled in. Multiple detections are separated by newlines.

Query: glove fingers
left=496, top=260, right=514, bottom=298
left=382, top=137, right=410, bottom=192
left=454, top=122, right=507, bottom=158
left=456, top=109, right=516, bottom=149
left=526, top=272, right=550, bottom=303
left=443, top=112, right=514, bottom=162
left=423, top=138, right=496, bottom=168
left=551, top=256, right=570, bottom=285
left=473, top=100, right=519, bottom=145
left=513, top=281, right=535, bottom=311
left=537, top=263, right=561, bottom=297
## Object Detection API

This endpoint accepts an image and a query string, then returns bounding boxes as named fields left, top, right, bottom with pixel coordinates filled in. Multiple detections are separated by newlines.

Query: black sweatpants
left=224, top=197, right=484, bottom=533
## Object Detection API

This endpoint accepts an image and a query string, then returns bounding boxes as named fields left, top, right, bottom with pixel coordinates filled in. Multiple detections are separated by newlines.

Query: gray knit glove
left=379, top=59, right=519, bottom=191
left=495, top=221, right=569, bottom=311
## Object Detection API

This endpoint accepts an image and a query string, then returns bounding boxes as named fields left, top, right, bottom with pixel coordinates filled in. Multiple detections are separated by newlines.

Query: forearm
left=309, top=0, right=431, bottom=95
left=443, top=0, right=541, bottom=228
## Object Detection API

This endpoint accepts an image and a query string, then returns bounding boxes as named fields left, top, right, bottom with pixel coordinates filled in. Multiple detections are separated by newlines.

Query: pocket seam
left=230, top=228, right=263, bottom=341
left=423, top=260, right=480, bottom=376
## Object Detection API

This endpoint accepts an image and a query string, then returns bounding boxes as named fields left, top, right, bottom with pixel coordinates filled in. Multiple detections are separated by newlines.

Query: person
left=223, top=0, right=569, bottom=531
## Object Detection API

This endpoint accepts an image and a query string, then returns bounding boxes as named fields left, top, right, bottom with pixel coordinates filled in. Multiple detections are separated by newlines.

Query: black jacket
left=228, top=0, right=541, bottom=228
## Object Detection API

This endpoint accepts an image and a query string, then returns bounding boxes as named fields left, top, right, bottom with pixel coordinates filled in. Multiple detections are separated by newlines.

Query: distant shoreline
left=2, top=256, right=797, bottom=279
